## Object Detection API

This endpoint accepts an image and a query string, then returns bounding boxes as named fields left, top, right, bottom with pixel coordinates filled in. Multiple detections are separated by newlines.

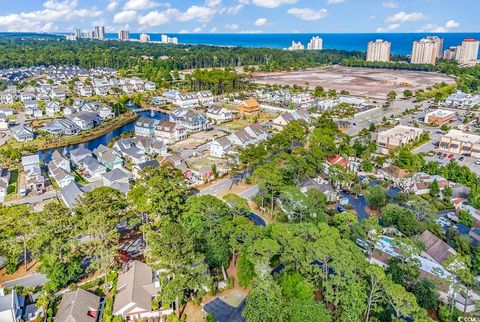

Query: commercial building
left=366, top=39, right=391, bottom=62
left=411, top=36, right=443, bottom=65
left=376, top=125, right=424, bottom=154
left=118, top=30, right=129, bottom=41
left=307, top=36, right=323, bottom=50
left=140, top=33, right=150, bottom=43
left=424, top=109, right=455, bottom=126
left=439, top=129, right=480, bottom=157
left=457, top=38, right=479, bottom=64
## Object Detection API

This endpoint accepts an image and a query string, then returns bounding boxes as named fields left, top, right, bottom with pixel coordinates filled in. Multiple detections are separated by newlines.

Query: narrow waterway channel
left=38, top=109, right=168, bottom=163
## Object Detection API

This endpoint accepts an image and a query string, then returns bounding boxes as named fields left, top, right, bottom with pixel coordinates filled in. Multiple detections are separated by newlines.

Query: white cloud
left=382, top=1, right=398, bottom=9
left=222, top=4, right=243, bottom=14
left=376, top=23, right=400, bottom=32
left=178, top=29, right=189, bottom=33
left=445, top=20, right=460, bottom=29
left=193, top=27, right=203, bottom=32
left=225, top=23, right=239, bottom=30
left=327, top=0, right=345, bottom=4
left=386, top=11, right=425, bottom=23
left=210, top=26, right=218, bottom=32
left=178, top=6, right=215, bottom=22
left=114, top=10, right=137, bottom=24
left=123, top=0, right=158, bottom=11
left=107, top=0, right=118, bottom=11
left=287, top=8, right=327, bottom=21
left=206, top=0, right=222, bottom=7
left=250, top=0, right=297, bottom=9
left=0, top=0, right=102, bottom=32
left=254, top=18, right=268, bottom=26
left=138, top=10, right=171, bottom=27
left=369, top=15, right=376, bottom=20
left=417, top=20, right=460, bottom=32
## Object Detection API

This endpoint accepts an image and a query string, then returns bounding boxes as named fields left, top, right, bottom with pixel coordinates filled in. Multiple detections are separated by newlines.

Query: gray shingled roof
left=60, top=181, right=83, bottom=209
left=55, top=288, right=101, bottom=322
left=113, top=261, right=158, bottom=316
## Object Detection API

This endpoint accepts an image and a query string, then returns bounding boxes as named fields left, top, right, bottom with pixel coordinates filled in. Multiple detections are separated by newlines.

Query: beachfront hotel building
left=288, top=41, right=304, bottom=51
left=307, top=36, right=323, bottom=50
left=411, top=36, right=443, bottom=65
left=366, top=39, right=391, bottom=62
left=118, top=30, right=129, bottom=41
left=376, top=125, right=424, bottom=154
left=458, top=38, right=480, bottom=64
left=439, top=129, right=480, bottom=157
left=140, top=33, right=150, bottom=43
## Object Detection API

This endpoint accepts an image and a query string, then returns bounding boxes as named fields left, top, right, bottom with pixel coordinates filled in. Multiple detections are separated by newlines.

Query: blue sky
left=0, top=0, right=477, bottom=34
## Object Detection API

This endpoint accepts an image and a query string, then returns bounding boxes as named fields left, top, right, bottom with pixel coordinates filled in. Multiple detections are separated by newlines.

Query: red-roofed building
left=326, top=154, right=349, bottom=169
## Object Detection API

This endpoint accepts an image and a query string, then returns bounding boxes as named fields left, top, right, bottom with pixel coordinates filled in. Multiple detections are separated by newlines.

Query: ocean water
left=105, top=32, right=480, bottom=57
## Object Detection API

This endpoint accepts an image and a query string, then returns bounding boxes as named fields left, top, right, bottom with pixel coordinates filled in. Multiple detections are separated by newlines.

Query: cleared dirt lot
left=252, top=66, right=456, bottom=99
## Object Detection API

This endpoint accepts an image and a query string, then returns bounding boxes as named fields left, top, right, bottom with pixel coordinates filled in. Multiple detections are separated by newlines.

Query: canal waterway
left=39, top=109, right=168, bottom=163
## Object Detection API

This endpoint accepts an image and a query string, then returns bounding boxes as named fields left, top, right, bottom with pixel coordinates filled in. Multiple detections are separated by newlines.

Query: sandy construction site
left=252, top=66, right=456, bottom=100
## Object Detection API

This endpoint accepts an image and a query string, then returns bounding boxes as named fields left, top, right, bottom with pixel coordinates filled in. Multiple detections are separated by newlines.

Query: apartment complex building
left=411, top=36, right=443, bottom=65
left=366, top=39, right=391, bottom=62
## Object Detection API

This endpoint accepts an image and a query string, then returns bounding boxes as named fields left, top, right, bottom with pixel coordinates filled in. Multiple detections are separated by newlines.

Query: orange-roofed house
left=326, top=154, right=349, bottom=169
left=238, top=98, right=260, bottom=114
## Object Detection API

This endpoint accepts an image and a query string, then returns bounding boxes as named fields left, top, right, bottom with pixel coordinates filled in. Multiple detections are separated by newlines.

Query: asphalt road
left=3, top=273, right=48, bottom=289
left=3, top=191, right=58, bottom=206
left=198, top=178, right=234, bottom=196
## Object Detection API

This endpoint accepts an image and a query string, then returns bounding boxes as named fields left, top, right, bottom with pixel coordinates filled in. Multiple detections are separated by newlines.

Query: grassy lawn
left=222, top=112, right=276, bottom=131
left=6, top=170, right=19, bottom=201
left=9, top=112, right=138, bottom=152
left=73, top=170, right=88, bottom=186
left=420, top=194, right=453, bottom=210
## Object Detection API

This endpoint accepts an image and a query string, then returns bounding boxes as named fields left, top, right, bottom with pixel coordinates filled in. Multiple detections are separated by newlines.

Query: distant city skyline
left=0, top=0, right=478, bottom=34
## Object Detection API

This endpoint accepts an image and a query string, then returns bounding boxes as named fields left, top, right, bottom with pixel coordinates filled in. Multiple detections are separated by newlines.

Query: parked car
left=436, top=152, right=443, bottom=157
left=436, top=217, right=451, bottom=227
left=447, top=212, right=459, bottom=223
left=459, top=156, right=464, bottom=161
left=475, top=160, right=480, bottom=165
left=448, top=154, right=454, bottom=159
left=336, top=205, right=346, bottom=213
left=339, top=197, right=349, bottom=206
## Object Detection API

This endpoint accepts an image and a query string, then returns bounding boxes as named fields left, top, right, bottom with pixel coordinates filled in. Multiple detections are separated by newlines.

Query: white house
left=46, top=101, right=61, bottom=117
left=144, top=81, right=156, bottom=91
left=174, top=92, right=199, bottom=108
left=206, top=106, right=233, bottom=124
left=134, top=117, right=159, bottom=137
left=0, top=288, right=22, bottom=322
left=0, top=113, right=8, bottom=130
left=12, top=124, right=34, bottom=142
left=68, top=112, right=100, bottom=130
left=197, top=90, right=214, bottom=106
left=210, top=137, right=235, bottom=158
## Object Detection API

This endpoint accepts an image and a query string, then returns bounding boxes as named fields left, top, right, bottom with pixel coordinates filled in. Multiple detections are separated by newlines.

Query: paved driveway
left=339, top=192, right=369, bottom=220
left=204, top=298, right=246, bottom=322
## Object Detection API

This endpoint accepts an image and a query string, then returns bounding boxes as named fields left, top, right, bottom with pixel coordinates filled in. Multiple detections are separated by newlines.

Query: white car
left=446, top=212, right=459, bottom=223
left=475, top=160, right=480, bottom=165
left=339, top=197, right=349, bottom=206
left=436, top=217, right=451, bottom=227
